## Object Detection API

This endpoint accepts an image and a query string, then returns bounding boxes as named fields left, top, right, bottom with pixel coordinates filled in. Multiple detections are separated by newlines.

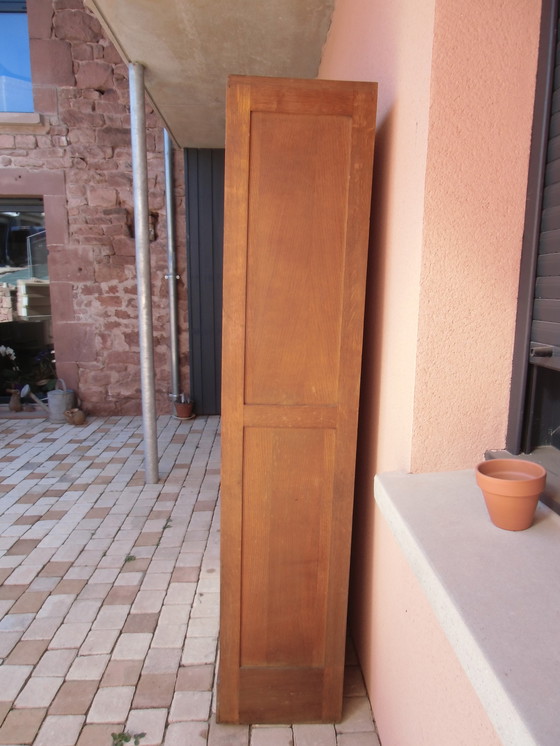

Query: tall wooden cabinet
left=219, top=75, right=377, bottom=724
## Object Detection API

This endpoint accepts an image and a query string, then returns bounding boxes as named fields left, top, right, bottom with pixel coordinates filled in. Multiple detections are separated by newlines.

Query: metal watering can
left=20, top=379, right=75, bottom=424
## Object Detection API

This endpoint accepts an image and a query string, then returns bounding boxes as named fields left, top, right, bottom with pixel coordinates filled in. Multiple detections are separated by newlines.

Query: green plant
left=124, top=554, right=136, bottom=563
left=111, top=731, right=146, bottom=746
left=0, top=345, right=19, bottom=393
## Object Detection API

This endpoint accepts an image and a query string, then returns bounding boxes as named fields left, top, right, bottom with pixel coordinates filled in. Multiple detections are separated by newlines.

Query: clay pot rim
left=476, top=459, right=546, bottom=498
left=476, top=458, right=546, bottom=480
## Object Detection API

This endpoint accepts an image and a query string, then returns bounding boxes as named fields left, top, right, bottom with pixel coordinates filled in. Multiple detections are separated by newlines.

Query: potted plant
left=0, top=345, right=19, bottom=399
left=175, top=395, right=194, bottom=420
left=475, top=459, right=547, bottom=531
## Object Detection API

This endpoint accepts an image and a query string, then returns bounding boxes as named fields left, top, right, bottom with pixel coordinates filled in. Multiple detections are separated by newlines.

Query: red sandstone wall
left=0, top=0, right=188, bottom=415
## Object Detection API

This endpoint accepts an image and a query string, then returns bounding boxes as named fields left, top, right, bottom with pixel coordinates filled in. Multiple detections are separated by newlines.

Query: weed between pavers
left=111, top=732, right=146, bottom=746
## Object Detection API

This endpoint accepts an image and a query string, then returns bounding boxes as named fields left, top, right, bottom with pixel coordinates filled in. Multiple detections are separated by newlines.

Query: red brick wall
left=0, top=0, right=189, bottom=415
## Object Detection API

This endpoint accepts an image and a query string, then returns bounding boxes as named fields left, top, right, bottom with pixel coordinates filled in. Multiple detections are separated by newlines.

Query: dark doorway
left=185, top=148, right=224, bottom=415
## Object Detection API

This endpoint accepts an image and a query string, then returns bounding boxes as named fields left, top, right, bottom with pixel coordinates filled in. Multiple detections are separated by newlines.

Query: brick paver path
left=0, top=414, right=381, bottom=745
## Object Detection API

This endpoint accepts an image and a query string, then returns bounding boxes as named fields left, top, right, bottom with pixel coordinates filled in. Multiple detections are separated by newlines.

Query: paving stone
left=66, top=653, right=109, bottom=680
left=39, top=561, right=73, bottom=578
left=130, top=589, right=166, bottom=614
left=0, top=612, right=34, bottom=632
left=0, top=585, right=28, bottom=601
left=175, top=664, right=214, bottom=691
left=111, top=632, right=152, bottom=660
left=132, top=673, right=176, bottom=708
left=10, top=591, right=50, bottom=614
left=100, top=659, right=143, bottom=687
left=164, top=721, right=209, bottom=746
left=21, top=615, right=62, bottom=641
left=92, top=604, right=130, bottom=630
left=0, top=703, right=10, bottom=728
left=49, top=680, right=99, bottom=716
left=6, top=539, right=40, bottom=556
left=36, top=593, right=75, bottom=619
left=5, top=565, right=41, bottom=585
left=64, top=599, right=103, bottom=623
left=207, top=716, right=250, bottom=746
left=122, top=612, right=159, bottom=634
left=169, top=689, right=212, bottom=722
left=158, top=604, right=190, bottom=626
left=14, top=675, right=63, bottom=708
left=336, top=697, right=376, bottom=734
left=34, top=648, right=77, bottom=677
left=76, top=722, right=122, bottom=746
left=250, top=725, right=294, bottom=746
left=79, top=628, right=119, bottom=655
left=86, top=685, right=135, bottom=723
left=34, top=714, right=85, bottom=746
left=126, top=707, right=167, bottom=745
left=293, top=723, right=337, bottom=746
left=0, top=707, right=46, bottom=745
left=49, top=622, right=91, bottom=649
left=152, top=622, right=187, bottom=648
left=0, top=664, right=33, bottom=701
left=104, top=586, right=138, bottom=605
left=181, top=636, right=217, bottom=665
left=336, top=734, right=382, bottom=746
left=5, top=639, right=49, bottom=665
left=52, top=579, right=87, bottom=595
left=142, top=647, right=182, bottom=674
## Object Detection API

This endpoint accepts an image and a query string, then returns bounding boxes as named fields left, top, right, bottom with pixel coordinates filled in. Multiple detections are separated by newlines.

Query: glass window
left=0, top=2, right=33, bottom=113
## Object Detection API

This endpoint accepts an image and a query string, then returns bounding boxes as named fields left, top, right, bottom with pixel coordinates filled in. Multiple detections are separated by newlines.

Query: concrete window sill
left=375, top=469, right=560, bottom=746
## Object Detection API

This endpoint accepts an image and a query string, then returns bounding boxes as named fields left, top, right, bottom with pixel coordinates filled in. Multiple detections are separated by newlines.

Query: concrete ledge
left=0, top=112, right=48, bottom=133
left=375, top=469, right=560, bottom=746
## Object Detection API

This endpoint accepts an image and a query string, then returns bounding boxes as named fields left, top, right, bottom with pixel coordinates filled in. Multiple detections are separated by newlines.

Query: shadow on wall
left=348, top=106, right=395, bottom=662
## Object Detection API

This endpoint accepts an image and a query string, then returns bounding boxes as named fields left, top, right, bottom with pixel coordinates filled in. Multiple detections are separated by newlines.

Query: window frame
left=508, top=0, right=559, bottom=454
left=0, top=0, right=33, bottom=114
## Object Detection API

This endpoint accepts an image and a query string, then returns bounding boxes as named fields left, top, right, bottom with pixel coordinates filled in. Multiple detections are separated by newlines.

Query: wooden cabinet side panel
left=219, top=76, right=377, bottom=725
left=218, top=78, right=252, bottom=723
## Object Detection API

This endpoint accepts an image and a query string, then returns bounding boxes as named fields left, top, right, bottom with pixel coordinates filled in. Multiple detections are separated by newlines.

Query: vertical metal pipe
left=164, top=129, right=181, bottom=401
left=129, top=62, right=159, bottom=484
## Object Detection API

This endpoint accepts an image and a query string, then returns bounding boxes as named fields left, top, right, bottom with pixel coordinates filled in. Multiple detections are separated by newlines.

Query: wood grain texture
left=218, top=75, right=377, bottom=724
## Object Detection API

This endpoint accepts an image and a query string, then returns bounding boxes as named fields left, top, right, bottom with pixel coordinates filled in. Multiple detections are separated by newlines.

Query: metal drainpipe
left=129, top=62, right=159, bottom=484
left=164, top=129, right=181, bottom=403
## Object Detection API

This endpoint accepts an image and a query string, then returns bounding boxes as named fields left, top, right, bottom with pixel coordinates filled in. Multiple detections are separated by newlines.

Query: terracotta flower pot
left=175, top=400, right=194, bottom=419
left=475, top=459, right=546, bottom=531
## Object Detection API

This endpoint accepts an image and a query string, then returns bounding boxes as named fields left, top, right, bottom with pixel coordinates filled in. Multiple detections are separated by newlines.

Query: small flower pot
left=475, top=459, right=546, bottom=531
left=64, top=408, right=86, bottom=426
left=175, top=400, right=194, bottom=420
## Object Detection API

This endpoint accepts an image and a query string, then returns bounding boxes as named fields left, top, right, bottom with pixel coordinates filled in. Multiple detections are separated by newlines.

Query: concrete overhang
left=85, top=0, right=335, bottom=148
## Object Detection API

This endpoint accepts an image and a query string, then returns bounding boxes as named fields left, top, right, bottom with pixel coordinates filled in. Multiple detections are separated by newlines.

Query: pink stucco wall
left=368, top=506, right=501, bottom=746
left=410, top=1, right=540, bottom=472
left=320, top=0, right=541, bottom=743
left=321, top=0, right=436, bottom=475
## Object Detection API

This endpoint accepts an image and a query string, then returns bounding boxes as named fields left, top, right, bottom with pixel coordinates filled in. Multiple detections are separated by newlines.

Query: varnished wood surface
left=219, top=75, right=377, bottom=724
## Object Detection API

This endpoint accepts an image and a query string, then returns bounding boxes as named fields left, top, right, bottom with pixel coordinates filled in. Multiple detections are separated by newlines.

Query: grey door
left=185, top=148, right=224, bottom=415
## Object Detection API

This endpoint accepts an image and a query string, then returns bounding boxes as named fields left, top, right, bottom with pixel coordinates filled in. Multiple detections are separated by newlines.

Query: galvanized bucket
left=47, top=379, right=75, bottom=423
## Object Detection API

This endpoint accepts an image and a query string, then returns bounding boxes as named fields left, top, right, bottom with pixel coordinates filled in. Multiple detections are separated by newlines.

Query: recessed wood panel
left=244, top=112, right=350, bottom=405
left=219, top=75, right=376, bottom=724
left=240, top=427, right=333, bottom=666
